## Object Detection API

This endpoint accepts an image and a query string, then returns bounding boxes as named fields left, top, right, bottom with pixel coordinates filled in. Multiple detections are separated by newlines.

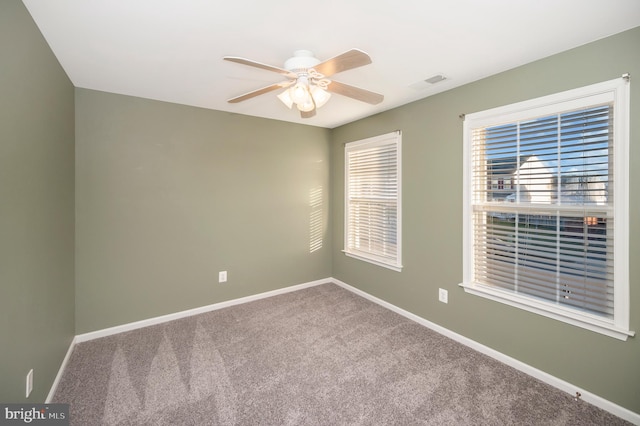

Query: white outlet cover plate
left=26, top=369, right=33, bottom=398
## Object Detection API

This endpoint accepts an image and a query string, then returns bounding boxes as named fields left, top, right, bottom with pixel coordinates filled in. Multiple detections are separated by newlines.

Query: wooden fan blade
left=227, top=81, right=292, bottom=103
left=224, top=56, right=297, bottom=79
left=300, top=109, right=316, bottom=119
left=326, top=81, right=384, bottom=105
left=313, top=49, right=372, bottom=77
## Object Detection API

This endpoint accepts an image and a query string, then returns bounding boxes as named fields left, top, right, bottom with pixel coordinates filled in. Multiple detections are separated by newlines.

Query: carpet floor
left=53, top=283, right=632, bottom=425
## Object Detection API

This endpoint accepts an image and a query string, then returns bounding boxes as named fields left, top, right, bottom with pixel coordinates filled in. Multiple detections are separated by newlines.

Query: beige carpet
left=53, top=283, right=631, bottom=425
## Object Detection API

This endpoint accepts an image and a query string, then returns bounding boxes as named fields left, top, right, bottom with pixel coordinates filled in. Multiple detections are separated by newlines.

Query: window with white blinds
left=462, top=78, right=632, bottom=340
left=344, top=131, right=402, bottom=271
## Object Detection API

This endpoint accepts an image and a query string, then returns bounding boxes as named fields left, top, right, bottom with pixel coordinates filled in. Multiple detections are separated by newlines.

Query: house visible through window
left=462, top=77, right=633, bottom=340
left=344, top=131, right=402, bottom=271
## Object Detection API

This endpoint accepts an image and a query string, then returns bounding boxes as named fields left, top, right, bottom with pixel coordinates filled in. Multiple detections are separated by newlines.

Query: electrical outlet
left=438, top=288, right=448, bottom=304
left=26, top=369, right=33, bottom=398
left=218, top=271, right=227, bottom=283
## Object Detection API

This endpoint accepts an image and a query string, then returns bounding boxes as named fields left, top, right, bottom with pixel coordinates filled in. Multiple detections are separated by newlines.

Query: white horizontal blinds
left=346, top=136, right=398, bottom=262
left=472, top=104, right=614, bottom=319
left=559, top=106, right=613, bottom=205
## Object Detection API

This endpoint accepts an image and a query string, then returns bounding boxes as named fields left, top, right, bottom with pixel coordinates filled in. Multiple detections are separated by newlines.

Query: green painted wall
left=0, top=1, right=75, bottom=403
left=2, top=0, right=638, bottom=414
left=331, top=26, right=640, bottom=413
left=75, top=89, right=332, bottom=333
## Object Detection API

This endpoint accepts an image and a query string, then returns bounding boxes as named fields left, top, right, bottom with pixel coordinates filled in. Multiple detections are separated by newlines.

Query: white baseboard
left=45, top=335, right=77, bottom=403
left=49, top=276, right=638, bottom=424
left=330, top=277, right=640, bottom=425
left=49, top=278, right=331, bottom=401
left=74, top=278, right=331, bottom=343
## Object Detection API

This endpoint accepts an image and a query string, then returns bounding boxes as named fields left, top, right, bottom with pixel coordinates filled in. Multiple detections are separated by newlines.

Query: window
left=462, top=77, right=633, bottom=340
left=344, top=131, right=402, bottom=271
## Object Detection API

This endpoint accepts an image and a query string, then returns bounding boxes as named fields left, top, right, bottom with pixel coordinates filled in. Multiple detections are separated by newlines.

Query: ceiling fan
left=223, top=49, right=384, bottom=118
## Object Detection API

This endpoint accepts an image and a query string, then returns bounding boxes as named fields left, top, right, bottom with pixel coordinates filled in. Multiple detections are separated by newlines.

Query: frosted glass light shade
left=297, top=98, right=315, bottom=112
left=291, top=77, right=310, bottom=105
left=310, top=86, right=331, bottom=108
left=277, top=89, right=293, bottom=109
left=277, top=77, right=331, bottom=113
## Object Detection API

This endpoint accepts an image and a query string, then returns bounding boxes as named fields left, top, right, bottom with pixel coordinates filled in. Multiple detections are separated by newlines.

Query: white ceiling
left=22, top=0, right=640, bottom=129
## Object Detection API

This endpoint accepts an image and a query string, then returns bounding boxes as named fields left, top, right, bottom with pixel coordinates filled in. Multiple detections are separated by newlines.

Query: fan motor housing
left=284, top=50, right=321, bottom=72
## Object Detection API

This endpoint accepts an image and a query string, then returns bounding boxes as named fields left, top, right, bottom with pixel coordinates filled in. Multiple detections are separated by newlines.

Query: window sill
left=343, top=250, right=402, bottom=272
left=459, top=282, right=634, bottom=341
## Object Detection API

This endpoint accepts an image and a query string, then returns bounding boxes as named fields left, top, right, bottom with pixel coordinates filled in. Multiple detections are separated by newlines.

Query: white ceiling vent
left=424, top=74, right=447, bottom=84
left=409, top=74, right=448, bottom=90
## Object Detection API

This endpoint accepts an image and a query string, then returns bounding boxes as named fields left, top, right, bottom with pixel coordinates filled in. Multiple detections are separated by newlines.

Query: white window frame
left=344, top=131, right=402, bottom=271
left=461, top=77, right=633, bottom=340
